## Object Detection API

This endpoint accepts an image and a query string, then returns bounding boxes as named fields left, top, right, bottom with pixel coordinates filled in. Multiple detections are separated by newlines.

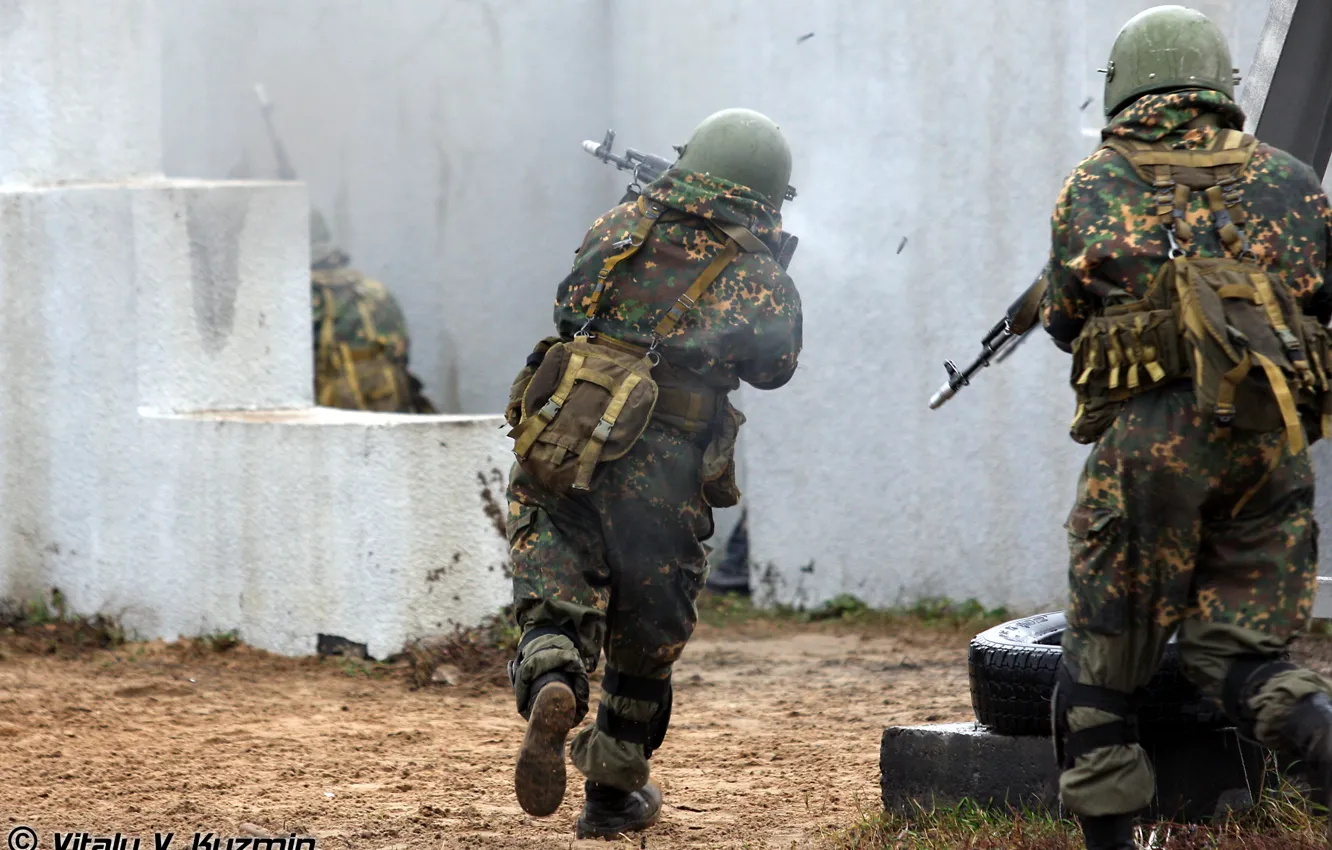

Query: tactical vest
left=313, top=271, right=418, bottom=413
left=507, top=196, right=761, bottom=501
left=1068, top=128, right=1332, bottom=450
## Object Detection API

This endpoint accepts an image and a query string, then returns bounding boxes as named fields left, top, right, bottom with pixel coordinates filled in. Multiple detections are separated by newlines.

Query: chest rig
left=1068, top=128, right=1331, bottom=450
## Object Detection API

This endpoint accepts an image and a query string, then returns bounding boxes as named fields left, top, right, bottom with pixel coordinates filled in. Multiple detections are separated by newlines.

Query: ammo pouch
left=1069, top=129, right=1332, bottom=449
left=1069, top=306, right=1183, bottom=444
left=700, top=397, right=746, bottom=508
left=510, top=336, right=660, bottom=493
left=507, top=195, right=768, bottom=494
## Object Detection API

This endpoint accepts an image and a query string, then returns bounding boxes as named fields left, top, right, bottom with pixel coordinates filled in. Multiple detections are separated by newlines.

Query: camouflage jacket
left=553, top=168, right=803, bottom=392
left=1041, top=90, right=1332, bottom=345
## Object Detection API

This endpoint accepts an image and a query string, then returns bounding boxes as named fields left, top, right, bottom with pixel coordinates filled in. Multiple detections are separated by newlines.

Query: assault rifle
left=927, top=275, right=1048, bottom=410
left=254, top=83, right=297, bottom=182
left=580, top=129, right=801, bottom=269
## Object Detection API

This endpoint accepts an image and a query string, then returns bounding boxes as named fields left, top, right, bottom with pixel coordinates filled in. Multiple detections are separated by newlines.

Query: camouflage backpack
left=312, top=268, right=434, bottom=413
left=507, top=196, right=754, bottom=494
left=1069, top=128, right=1332, bottom=453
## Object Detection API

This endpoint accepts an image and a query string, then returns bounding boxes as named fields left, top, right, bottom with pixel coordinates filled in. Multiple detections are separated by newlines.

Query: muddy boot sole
left=515, top=681, right=576, bottom=817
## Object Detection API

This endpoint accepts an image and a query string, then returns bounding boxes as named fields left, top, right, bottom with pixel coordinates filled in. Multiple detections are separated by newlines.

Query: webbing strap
left=716, top=223, right=770, bottom=255
left=1249, top=272, right=1314, bottom=386
left=1065, top=720, right=1139, bottom=764
left=509, top=350, right=588, bottom=457
left=585, top=197, right=663, bottom=320
left=595, top=703, right=652, bottom=745
left=339, top=342, right=368, bottom=409
left=1215, top=352, right=1252, bottom=424
left=1122, top=148, right=1255, bottom=168
left=1172, top=183, right=1193, bottom=242
left=602, top=668, right=671, bottom=703
left=1064, top=682, right=1136, bottom=715
left=651, top=239, right=740, bottom=339
left=571, top=371, right=644, bottom=490
left=1252, top=350, right=1306, bottom=454
left=1205, top=185, right=1245, bottom=256
left=1232, top=431, right=1288, bottom=518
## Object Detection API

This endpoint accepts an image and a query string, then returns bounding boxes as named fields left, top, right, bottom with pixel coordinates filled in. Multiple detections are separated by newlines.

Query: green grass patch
left=821, top=784, right=1325, bottom=849
left=0, top=588, right=126, bottom=652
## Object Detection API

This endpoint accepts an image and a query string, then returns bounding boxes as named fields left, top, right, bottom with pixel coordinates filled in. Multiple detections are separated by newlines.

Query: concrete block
left=0, top=179, right=512, bottom=657
left=134, top=180, right=314, bottom=412
left=0, top=0, right=163, bottom=185
left=881, top=723, right=1267, bottom=823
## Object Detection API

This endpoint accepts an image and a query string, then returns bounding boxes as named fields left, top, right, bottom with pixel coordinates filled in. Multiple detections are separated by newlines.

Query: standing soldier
left=1041, top=6, right=1332, bottom=848
left=310, top=210, right=435, bottom=413
left=502, top=108, right=802, bottom=839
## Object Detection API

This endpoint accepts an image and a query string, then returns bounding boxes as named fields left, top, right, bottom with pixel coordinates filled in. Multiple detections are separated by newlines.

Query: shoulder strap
left=715, top=222, right=770, bottom=256
left=1101, top=130, right=1260, bottom=257
left=584, top=196, right=664, bottom=320
left=652, top=239, right=740, bottom=339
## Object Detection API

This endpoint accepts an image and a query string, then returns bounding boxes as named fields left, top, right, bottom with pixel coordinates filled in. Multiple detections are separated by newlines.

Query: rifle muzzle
left=928, top=383, right=956, bottom=410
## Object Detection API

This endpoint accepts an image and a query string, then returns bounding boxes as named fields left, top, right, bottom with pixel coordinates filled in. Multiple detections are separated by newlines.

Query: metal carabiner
left=1165, top=226, right=1186, bottom=259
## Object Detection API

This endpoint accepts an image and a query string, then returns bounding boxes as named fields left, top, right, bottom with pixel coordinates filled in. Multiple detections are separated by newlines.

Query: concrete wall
left=605, top=0, right=1273, bottom=611
left=161, top=0, right=618, bottom=415
left=157, top=0, right=1298, bottom=615
left=0, top=0, right=511, bottom=658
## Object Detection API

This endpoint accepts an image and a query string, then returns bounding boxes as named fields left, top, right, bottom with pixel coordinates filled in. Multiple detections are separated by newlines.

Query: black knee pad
left=595, top=668, right=673, bottom=758
left=1222, top=655, right=1297, bottom=742
left=1053, top=661, right=1140, bottom=770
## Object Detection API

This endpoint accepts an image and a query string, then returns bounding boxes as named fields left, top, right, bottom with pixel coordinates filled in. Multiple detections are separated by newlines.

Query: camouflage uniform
left=507, top=168, right=801, bottom=792
left=1041, top=89, right=1332, bottom=816
left=311, top=250, right=434, bottom=413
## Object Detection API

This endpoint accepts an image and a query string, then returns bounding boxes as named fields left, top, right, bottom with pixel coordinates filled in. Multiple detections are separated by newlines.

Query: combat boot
left=514, top=674, right=577, bottom=817
left=575, top=780, right=663, bottom=840
left=1283, top=692, right=1332, bottom=811
left=1077, top=814, right=1134, bottom=850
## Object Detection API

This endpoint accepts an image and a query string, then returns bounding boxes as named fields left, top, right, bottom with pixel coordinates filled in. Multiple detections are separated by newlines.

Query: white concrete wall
left=0, top=178, right=513, bottom=659
left=606, top=0, right=1273, bottom=611
left=160, top=0, right=618, bottom=415
left=156, top=0, right=1300, bottom=615
left=13, top=0, right=1312, bottom=634
left=0, top=0, right=163, bottom=184
left=0, top=0, right=512, bottom=658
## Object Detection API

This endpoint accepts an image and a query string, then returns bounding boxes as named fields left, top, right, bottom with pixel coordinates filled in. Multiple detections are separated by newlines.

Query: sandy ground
left=0, top=621, right=975, bottom=850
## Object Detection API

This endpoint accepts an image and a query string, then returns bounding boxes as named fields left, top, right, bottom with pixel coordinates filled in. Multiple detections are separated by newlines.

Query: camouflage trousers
left=506, top=425, right=712, bottom=793
left=1058, top=389, right=1330, bottom=816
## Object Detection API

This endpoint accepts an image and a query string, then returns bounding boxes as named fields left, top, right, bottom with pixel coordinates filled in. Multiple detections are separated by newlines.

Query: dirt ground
left=0, top=620, right=975, bottom=850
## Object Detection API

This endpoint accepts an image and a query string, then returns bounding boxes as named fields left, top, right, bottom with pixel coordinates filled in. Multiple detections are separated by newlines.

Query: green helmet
left=310, top=208, right=337, bottom=267
left=675, top=108, right=793, bottom=210
left=1103, top=5, right=1238, bottom=118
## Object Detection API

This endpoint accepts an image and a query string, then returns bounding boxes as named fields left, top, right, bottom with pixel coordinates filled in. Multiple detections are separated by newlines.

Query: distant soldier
left=309, top=210, right=435, bottom=413
left=503, top=109, right=802, bottom=839
left=1040, top=7, right=1332, bottom=848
